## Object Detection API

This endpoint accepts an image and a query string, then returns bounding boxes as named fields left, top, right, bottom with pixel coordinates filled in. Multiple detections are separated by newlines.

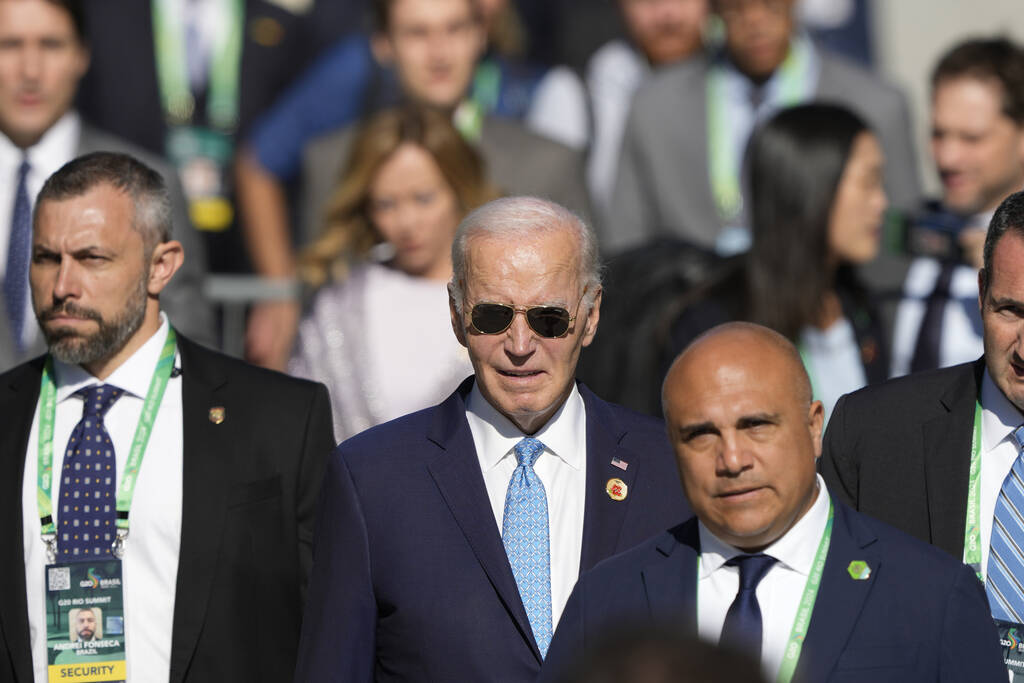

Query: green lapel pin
left=847, top=560, right=871, bottom=580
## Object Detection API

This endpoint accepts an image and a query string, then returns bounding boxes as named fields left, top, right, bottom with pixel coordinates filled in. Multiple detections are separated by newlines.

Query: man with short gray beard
left=0, top=152, right=335, bottom=683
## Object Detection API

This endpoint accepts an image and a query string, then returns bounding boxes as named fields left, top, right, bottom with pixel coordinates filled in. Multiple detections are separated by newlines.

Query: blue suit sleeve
left=939, top=564, right=1007, bottom=682
left=293, top=450, right=376, bottom=683
left=250, top=34, right=375, bottom=181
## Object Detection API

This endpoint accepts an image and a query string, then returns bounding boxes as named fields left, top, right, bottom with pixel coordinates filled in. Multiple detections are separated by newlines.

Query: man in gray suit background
left=0, top=0, right=213, bottom=371
left=607, top=0, right=920, bottom=256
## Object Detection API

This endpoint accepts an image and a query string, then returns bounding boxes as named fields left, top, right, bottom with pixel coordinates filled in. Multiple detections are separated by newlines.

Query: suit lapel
left=579, top=385, right=641, bottom=572
left=425, top=379, right=542, bottom=663
left=641, top=520, right=699, bottom=630
left=168, top=338, right=233, bottom=683
left=794, top=502, right=880, bottom=682
left=0, top=359, right=44, bottom=682
left=922, top=361, right=981, bottom=559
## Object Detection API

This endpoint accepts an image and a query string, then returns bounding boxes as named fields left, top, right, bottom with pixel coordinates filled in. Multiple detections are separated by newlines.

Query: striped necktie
left=502, top=437, right=553, bottom=657
left=986, top=424, right=1024, bottom=621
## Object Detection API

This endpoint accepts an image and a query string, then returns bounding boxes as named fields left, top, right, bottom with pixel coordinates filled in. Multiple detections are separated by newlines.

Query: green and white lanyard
left=963, top=401, right=985, bottom=582
left=152, top=0, right=245, bottom=130
left=698, top=499, right=834, bottom=683
left=706, top=37, right=814, bottom=225
left=453, top=59, right=504, bottom=143
left=37, top=327, right=178, bottom=563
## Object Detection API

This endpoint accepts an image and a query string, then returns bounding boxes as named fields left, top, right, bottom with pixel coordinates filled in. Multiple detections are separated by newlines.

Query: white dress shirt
left=890, top=257, right=983, bottom=378
left=23, top=315, right=183, bottom=682
left=800, top=318, right=868, bottom=424
left=978, top=369, right=1024, bottom=579
left=697, top=474, right=831, bottom=680
left=0, top=112, right=80, bottom=346
left=466, top=382, right=587, bottom=630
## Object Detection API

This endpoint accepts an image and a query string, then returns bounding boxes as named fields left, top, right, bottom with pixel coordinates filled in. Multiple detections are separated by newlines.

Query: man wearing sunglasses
left=295, top=196, right=689, bottom=682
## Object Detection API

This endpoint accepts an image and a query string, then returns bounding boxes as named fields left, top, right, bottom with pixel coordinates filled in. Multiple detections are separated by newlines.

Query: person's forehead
left=0, top=0, right=78, bottom=38
left=990, top=230, right=1024, bottom=286
left=669, top=337, right=799, bottom=411
left=933, top=77, right=1008, bottom=121
left=464, top=231, right=581, bottom=298
left=390, top=0, right=473, bottom=28
left=36, top=186, right=137, bottom=245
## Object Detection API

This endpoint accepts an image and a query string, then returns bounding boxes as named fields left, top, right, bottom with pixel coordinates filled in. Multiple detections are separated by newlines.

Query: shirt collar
left=466, top=380, right=586, bottom=472
left=0, top=111, right=79, bottom=174
left=53, top=314, right=171, bottom=403
left=981, top=368, right=1023, bottom=453
left=698, top=474, right=831, bottom=579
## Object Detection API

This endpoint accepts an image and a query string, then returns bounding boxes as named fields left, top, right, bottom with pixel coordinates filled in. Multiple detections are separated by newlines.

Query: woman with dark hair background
left=665, top=103, right=890, bottom=419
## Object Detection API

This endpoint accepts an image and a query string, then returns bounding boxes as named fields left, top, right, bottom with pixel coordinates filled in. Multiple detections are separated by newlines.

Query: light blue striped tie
left=987, top=425, right=1024, bottom=621
left=502, top=437, right=553, bottom=657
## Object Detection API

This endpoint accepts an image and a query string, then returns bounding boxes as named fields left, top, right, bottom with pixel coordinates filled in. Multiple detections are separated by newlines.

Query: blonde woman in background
left=290, top=106, right=497, bottom=440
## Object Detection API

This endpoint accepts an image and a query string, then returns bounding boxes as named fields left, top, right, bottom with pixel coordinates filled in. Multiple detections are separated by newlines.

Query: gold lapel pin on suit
left=208, top=406, right=226, bottom=425
left=606, top=478, right=628, bottom=501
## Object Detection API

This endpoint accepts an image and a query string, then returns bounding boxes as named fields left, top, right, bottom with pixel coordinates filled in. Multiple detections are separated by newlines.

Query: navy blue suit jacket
left=294, top=378, right=690, bottom=682
left=540, top=498, right=1005, bottom=683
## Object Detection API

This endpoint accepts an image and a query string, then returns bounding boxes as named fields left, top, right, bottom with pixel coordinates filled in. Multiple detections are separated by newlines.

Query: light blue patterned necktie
left=502, top=437, right=553, bottom=657
left=986, top=424, right=1024, bottom=621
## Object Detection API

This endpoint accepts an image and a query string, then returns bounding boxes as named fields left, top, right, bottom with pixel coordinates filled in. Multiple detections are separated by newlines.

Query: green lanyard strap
left=775, top=500, right=833, bottom=682
left=37, top=327, right=178, bottom=561
left=963, top=401, right=984, bottom=582
left=706, top=38, right=813, bottom=225
left=696, top=498, right=834, bottom=683
left=152, top=0, right=244, bottom=130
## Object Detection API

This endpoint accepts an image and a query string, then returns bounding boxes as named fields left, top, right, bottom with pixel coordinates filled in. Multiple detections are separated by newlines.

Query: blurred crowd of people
left=0, top=0, right=1021, bottom=443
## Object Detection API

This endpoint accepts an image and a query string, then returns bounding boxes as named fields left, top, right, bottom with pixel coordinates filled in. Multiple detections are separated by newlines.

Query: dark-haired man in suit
left=824, top=190, right=1024, bottom=635
left=0, top=151, right=334, bottom=682
left=295, top=196, right=687, bottom=682
left=0, top=0, right=213, bottom=371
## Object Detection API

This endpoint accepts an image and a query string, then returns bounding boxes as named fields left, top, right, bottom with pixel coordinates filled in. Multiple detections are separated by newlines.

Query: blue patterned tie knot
left=59, top=384, right=123, bottom=560
left=77, top=384, right=124, bottom=418
left=720, top=553, right=776, bottom=658
left=515, top=436, right=544, bottom=468
left=503, top=437, right=553, bottom=657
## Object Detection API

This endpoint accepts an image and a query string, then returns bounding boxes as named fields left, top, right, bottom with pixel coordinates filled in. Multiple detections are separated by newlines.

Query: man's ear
left=449, top=284, right=467, bottom=348
left=147, top=240, right=184, bottom=296
left=580, top=287, right=601, bottom=348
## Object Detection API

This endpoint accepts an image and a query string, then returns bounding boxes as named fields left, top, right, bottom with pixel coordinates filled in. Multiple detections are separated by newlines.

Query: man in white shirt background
left=0, top=0, right=213, bottom=372
left=542, top=322, right=1004, bottom=682
left=892, top=38, right=1024, bottom=377
left=0, top=151, right=334, bottom=682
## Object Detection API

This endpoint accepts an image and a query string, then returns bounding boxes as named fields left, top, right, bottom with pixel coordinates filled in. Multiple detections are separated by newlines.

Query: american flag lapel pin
left=611, top=457, right=628, bottom=471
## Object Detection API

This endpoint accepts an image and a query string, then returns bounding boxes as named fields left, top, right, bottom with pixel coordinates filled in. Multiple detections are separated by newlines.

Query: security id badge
left=997, top=619, right=1024, bottom=681
left=45, top=560, right=126, bottom=682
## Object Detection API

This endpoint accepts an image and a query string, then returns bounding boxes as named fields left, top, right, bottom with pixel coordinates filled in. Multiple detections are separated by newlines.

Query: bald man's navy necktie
left=720, top=553, right=777, bottom=659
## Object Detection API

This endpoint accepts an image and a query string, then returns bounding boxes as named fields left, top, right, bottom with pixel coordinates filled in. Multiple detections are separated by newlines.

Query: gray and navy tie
left=3, top=157, right=31, bottom=351
left=986, top=424, right=1024, bottom=621
left=58, top=384, right=123, bottom=560
left=502, top=437, right=553, bottom=657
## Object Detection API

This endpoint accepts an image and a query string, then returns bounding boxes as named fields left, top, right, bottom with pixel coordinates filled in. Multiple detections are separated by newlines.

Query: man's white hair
left=448, top=196, right=602, bottom=314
